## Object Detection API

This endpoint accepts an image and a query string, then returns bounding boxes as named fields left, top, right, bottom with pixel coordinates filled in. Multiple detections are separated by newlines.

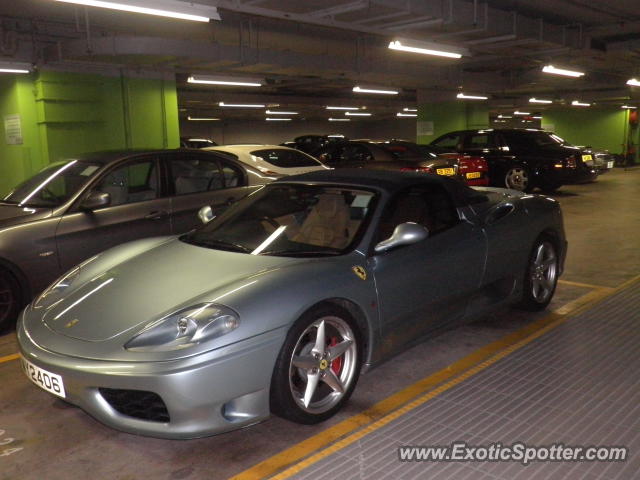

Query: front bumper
left=17, top=316, right=286, bottom=439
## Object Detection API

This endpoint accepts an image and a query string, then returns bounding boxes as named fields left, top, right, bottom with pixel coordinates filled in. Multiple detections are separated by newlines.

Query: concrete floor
left=1, top=167, right=639, bottom=480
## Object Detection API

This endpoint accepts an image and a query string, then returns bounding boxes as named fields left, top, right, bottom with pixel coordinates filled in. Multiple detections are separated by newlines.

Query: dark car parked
left=0, top=149, right=271, bottom=330
left=315, top=139, right=489, bottom=186
left=180, top=137, right=218, bottom=149
left=430, top=129, right=597, bottom=192
left=289, top=134, right=348, bottom=155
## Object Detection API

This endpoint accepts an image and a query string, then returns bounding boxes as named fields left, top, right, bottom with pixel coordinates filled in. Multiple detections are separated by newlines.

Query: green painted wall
left=0, top=75, right=44, bottom=195
left=416, top=101, right=489, bottom=144
left=0, top=70, right=179, bottom=196
left=541, top=108, right=627, bottom=154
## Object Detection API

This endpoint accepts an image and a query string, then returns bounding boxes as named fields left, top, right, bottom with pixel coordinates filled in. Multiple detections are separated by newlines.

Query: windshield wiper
left=183, top=237, right=251, bottom=253
left=0, top=200, right=20, bottom=205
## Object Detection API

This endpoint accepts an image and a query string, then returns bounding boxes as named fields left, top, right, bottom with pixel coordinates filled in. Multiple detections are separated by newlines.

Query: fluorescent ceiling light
left=403, top=107, right=417, bottom=112
left=514, top=111, right=530, bottom=115
left=187, top=116, right=220, bottom=121
left=266, top=117, right=291, bottom=121
left=388, top=39, right=466, bottom=59
left=542, top=65, right=584, bottom=78
left=0, top=61, right=31, bottom=74
left=265, top=110, right=298, bottom=115
left=622, top=105, right=637, bottom=109
left=396, top=112, right=417, bottom=117
left=53, top=0, right=220, bottom=22
left=457, top=93, right=488, bottom=100
left=529, top=97, right=552, bottom=104
left=497, top=114, right=512, bottom=119
left=188, top=75, right=262, bottom=87
left=353, top=85, right=399, bottom=95
left=571, top=100, right=591, bottom=107
left=345, top=111, right=372, bottom=116
left=329, top=118, right=350, bottom=121
left=219, top=102, right=265, bottom=108
left=627, top=78, right=640, bottom=87
left=326, top=106, right=359, bottom=110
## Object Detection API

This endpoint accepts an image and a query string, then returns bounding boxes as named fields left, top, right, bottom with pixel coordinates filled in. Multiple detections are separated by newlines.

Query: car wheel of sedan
left=518, top=238, right=558, bottom=311
left=270, top=305, right=361, bottom=424
left=0, top=269, right=21, bottom=331
left=504, top=166, right=531, bottom=192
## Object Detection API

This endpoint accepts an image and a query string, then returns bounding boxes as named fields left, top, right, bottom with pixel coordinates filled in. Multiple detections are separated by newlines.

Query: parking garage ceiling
left=1, top=0, right=639, bottom=120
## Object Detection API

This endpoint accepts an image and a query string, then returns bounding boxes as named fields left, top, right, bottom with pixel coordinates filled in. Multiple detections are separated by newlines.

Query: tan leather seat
left=293, top=194, right=350, bottom=249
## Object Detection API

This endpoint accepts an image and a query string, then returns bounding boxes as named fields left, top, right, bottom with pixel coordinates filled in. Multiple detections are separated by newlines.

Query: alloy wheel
left=505, top=167, right=529, bottom=191
left=288, top=316, right=358, bottom=414
left=530, top=241, right=557, bottom=303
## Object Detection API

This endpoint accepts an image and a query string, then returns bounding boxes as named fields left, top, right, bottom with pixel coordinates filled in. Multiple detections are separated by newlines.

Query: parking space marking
left=0, top=353, right=19, bottom=364
left=232, top=276, right=636, bottom=480
left=558, top=279, right=614, bottom=290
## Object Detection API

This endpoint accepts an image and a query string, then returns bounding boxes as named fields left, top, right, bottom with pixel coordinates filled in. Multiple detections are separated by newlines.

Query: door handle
left=145, top=210, right=168, bottom=220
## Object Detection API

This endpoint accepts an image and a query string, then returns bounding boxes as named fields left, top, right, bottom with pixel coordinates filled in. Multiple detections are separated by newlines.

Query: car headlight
left=33, top=266, right=81, bottom=309
left=124, top=304, right=240, bottom=352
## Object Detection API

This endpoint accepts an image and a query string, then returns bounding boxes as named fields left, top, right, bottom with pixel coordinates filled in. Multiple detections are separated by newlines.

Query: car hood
left=41, top=240, right=297, bottom=342
left=0, top=204, right=53, bottom=226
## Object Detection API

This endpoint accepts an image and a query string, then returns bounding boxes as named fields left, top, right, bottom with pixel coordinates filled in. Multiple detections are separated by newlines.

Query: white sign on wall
left=417, top=120, right=434, bottom=136
left=4, top=114, right=23, bottom=145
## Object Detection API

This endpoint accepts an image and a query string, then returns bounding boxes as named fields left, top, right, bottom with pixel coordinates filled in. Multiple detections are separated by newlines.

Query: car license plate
left=436, top=168, right=455, bottom=176
left=21, top=357, right=66, bottom=398
left=466, top=172, right=481, bottom=179
left=607, top=161, right=614, bottom=168
left=581, top=154, right=592, bottom=161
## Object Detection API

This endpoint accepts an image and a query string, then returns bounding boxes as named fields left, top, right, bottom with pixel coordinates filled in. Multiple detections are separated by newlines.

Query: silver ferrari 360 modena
left=18, top=169, right=566, bottom=439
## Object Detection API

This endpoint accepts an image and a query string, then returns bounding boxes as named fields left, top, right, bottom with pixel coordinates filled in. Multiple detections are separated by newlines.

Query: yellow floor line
left=0, top=353, right=20, bottom=364
left=558, top=279, right=614, bottom=290
left=233, top=276, right=639, bottom=480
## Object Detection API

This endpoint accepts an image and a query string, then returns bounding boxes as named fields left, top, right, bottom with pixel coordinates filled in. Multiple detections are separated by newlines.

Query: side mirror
left=374, top=222, right=429, bottom=254
left=80, top=191, right=110, bottom=210
left=198, top=205, right=215, bottom=224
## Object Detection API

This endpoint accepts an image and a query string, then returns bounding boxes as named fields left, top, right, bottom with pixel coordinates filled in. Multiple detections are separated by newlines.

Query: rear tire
left=0, top=269, right=22, bottom=332
left=517, top=237, right=558, bottom=311
left=504, top=166, right=532, bottom=192
left=270, top=305, right=361, bottom=424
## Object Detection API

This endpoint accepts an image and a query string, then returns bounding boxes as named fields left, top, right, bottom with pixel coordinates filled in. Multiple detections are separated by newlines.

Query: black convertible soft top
left=279, top=169, right=488, bottom=207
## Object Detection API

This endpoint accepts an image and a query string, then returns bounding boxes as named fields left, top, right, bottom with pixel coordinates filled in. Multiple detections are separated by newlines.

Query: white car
left=205, top=144, right=330, bottom=177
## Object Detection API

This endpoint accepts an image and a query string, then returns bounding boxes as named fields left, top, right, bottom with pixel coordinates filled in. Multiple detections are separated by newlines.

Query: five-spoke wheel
left=505, top=166, right=531, bottom=192
left=271, top=305, right=361, bottom=423
left=518, top=238, right=558, bottom=311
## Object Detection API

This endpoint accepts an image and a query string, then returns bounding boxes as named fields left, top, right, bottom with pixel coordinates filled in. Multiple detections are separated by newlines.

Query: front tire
left=517, top=237, right=559, bottom=311
left=505, top=166, right=532, bottom=192
left=270, top=305, right=361, bottom=424
left=0, top=269, right=21, bottom=331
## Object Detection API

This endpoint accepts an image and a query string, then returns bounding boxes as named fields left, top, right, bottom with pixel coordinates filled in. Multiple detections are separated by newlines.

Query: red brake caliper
left=329, top=337, right=342, bottom=374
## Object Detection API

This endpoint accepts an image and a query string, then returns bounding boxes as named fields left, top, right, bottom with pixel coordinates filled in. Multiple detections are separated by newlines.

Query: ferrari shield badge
left=352, top=265, right=367, bottom=281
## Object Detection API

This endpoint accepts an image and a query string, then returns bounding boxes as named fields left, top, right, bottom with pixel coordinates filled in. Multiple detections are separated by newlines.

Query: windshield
left=250, top=148, right=321, bottom=168
left=181, top=184, right=376, bottom=256
left=4, top=160, right=102, bottom=207
left=502, top=131, right=569, bottom=149
left=379, top=143, right=438, bottom=161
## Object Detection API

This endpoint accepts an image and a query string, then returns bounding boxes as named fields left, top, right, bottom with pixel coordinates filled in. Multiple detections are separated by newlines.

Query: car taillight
left=458, top=155, right=488, bottom=171
left=566, top=156, right=577, bottom=168
left=401, top=166, right=432, bottom=173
